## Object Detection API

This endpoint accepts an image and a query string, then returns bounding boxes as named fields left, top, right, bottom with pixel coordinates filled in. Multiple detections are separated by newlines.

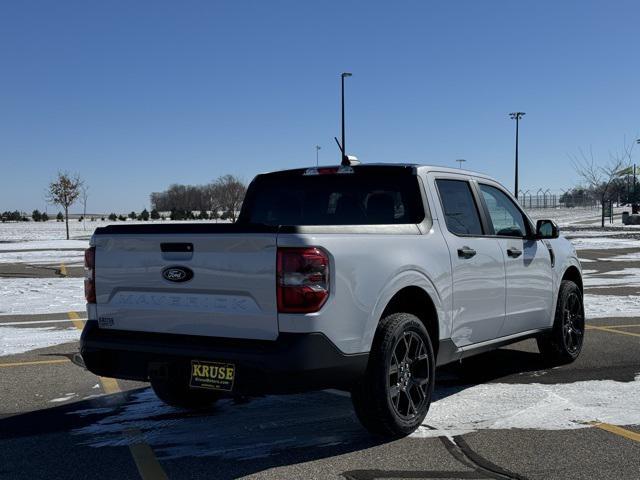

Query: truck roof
left=259, top=163, right=494, bottom=181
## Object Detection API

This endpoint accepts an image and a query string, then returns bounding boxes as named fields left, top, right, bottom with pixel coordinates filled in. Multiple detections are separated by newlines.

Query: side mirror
left=536, top=219, right=559, bottom=239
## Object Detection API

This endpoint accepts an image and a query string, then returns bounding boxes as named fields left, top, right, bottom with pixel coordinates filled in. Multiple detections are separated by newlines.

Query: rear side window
left=240, top=171, right=425, bottom=226
left=435, top=179, right=483, bottom=235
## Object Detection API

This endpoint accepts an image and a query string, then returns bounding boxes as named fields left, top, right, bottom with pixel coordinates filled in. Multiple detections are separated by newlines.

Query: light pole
left=509, top=112, right=526, bottom=199
left=634, top=139, right=639, bottom=207
left=315, top=145, right=321, bottom=166
left=456, top=159, right=466, bottom=169
left=341, top=72, right=352, bottom=165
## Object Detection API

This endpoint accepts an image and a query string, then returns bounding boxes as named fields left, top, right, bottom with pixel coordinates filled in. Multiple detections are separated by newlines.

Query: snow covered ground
left=0, top=219, right=230, bottom=242
left=0, top=326, right=80, bottom=356
left=68, top=375, right=640, bottom=457
left=526, top=207, right=620, bottom=227
left=0, top=249, right=85, bottom=265
left=0, top=278, right=85, bottom=315
left=569, top=236, right=640, bottom=250
left=584, top=294, right=640, bottom=318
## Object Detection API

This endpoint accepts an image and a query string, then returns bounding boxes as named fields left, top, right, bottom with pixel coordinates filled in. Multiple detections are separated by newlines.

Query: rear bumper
left=80, top=321, right=368, bottom=394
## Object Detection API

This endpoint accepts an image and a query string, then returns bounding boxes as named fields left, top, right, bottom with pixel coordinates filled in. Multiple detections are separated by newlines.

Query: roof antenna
left=334, top=136, right=345, bottom=162
left=340, top=72, right=352, bottom=166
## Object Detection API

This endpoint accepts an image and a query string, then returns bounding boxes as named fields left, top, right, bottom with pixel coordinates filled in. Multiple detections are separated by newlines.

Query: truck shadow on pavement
left=0, top=346, right=552, bottom=479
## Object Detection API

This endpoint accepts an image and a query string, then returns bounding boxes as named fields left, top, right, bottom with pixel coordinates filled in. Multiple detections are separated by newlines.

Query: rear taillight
left=277, top=247, right=330, bottom=313
left=84, top=247, right=96, bottom=303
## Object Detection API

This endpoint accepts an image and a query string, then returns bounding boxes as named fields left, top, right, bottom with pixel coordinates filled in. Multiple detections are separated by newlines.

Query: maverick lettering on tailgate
left=189, top=360, right=235, bottom=391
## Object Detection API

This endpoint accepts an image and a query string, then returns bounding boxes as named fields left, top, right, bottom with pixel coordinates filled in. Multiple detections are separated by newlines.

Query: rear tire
left=537, top=280, right=585, bottom=365
left=351, top=312, right=435, bottom=437
left=151, top=377, right=221, bottom=409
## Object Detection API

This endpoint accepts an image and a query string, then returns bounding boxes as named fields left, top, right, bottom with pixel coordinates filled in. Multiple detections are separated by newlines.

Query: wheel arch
left=562, top=265, right=583, bottom=294
left=380, top=286, right=440, bottom=357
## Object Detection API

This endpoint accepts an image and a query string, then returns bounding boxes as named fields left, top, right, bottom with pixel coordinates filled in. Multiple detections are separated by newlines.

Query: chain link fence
left=516, top=189, right=600, bottom=210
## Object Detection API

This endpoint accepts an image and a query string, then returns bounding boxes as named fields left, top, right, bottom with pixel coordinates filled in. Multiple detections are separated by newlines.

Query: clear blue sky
left=1, top=0, right=639, bottom=213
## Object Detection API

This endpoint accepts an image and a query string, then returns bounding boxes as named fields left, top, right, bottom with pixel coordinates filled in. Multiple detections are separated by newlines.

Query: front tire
left=151, top=377, right=221, bottom=409
left=351, top=312, right=435, bottom=437
left=537, top=280, right=585, bottom=365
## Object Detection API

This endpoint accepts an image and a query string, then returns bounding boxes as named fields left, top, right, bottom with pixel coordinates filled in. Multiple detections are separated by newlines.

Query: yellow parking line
left=59, top=262, right=67, bottom=277
left=67, top=311, right=86, bottom=330
left=602, top=324, right=640, bottom=328
left=590, top=323, right=640, bottom=328
left=125, top=429, right=170, bottom=480
left=67, top=311, right=168, bottom=480
left=591, top=422, right=640, bottom=443
left=0, top=359, right=70, bottom=368
left=586, top=325, right=640, bottom=338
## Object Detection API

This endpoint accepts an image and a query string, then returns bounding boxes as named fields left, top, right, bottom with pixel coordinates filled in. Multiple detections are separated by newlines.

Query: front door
left=433, top=177, right=506, bottom=347
left=476, top=183, right=553, bottom=336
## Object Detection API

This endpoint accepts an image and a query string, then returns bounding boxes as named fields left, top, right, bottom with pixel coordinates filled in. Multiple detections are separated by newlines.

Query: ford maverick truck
left=80, top=164, right=584, bottom=436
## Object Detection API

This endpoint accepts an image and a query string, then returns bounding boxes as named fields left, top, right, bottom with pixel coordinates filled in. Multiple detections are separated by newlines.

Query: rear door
left=475, top=182, right=553, bottom=335
left=432, top=176, right=506, bottom=347
left=94, top=232, right=279, bottom=340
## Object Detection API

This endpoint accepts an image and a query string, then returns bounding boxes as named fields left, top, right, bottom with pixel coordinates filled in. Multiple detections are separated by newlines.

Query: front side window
left=479, top=184, right=527, bottom=237
left=435, top=179, right=483, bottom=235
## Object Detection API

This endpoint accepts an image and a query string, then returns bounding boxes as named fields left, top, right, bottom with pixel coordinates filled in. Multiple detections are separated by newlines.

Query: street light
left=509, top=112, right=526, bottom=199
left=456, top=159, right=466, bottom=169
left=340, top=72, right=352, bottom=165
left=315, top=145, right=321, bottom=166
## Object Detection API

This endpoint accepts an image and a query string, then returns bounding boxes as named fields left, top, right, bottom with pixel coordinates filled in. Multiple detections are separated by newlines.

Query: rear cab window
left=239, top=166, right=425, bottom=226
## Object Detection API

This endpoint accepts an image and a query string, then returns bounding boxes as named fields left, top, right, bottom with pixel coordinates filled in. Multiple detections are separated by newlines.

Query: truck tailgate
left=93, top=233, right=278, bottom=340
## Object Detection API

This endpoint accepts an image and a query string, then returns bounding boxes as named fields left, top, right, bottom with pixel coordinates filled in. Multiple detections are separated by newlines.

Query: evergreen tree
left=32, top=210, right=42, bottom=222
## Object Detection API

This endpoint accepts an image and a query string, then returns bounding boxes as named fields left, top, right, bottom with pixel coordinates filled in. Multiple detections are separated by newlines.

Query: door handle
left=507, top=247, right=522, bottom=258
left=457, top=246, right=477, bottom=259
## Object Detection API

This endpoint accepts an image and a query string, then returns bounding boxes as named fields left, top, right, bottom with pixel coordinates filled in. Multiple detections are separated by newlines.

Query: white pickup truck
left=80, top=164, right=584, bottom=436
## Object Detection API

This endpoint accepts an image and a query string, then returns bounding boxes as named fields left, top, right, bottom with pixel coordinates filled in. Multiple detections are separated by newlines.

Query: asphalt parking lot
left=1, top=241, right=639, bottom=480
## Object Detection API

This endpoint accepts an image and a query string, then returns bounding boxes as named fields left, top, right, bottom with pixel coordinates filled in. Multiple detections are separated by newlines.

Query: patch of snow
left=0, top=326, right=80, bottom=356
left=563, top=230, right=634, bottom=238
left=0, top=278, right=85, bottom=315
left=569, top=237, right=640, bottom=250
left=578, top=258, right=595, bottom=263
left=50, top=393, right=78, bottom=403
left=73, top=389, right=364, bottom=460
left=412, top=375, right=640, bottom=437
left=605, top=252, right=640, bottom=262
left=584, top=268, right=640, bottom=287
left=585, top=294, right=640, bottom=318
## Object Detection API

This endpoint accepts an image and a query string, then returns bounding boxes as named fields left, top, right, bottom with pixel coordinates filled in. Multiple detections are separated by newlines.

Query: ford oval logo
left=162, top=266, right=194, bottom=283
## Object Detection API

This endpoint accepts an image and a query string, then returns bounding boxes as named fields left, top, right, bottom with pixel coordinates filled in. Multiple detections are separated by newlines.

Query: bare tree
left=570, top=145, right=629, bottom=228
left=46, top=172, right=83, bottom=239
left=215, top=175, right=246, bottom=222
left=81, top=185, right=89, bottom=231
